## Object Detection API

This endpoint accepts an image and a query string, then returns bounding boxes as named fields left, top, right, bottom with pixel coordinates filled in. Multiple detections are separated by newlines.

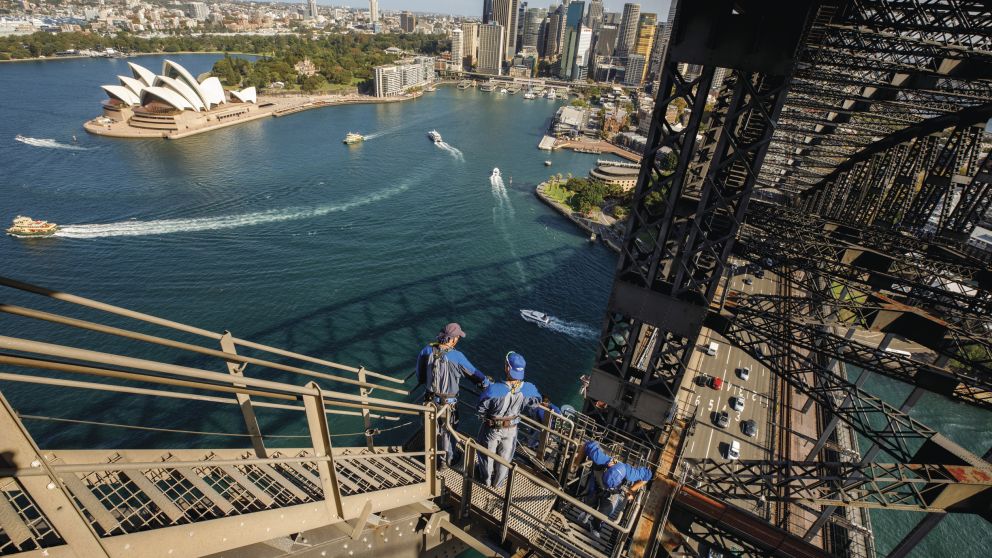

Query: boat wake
left=489, top=173, right=514, bottom=216
left=436, top=141, right=464, bottom=161
left=56, top=183, right=411, bottom=239
left=15, top=135, right=90, bottom=151
left=521, top=311, right=598, bottom=339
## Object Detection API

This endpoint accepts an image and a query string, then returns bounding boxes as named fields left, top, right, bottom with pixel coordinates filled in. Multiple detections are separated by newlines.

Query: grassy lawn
left=545, top=182, right=573, bottom=206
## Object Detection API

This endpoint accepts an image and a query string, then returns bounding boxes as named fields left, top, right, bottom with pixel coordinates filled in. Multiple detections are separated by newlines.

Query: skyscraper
left=559, top=1, right=587, bottom=80
left=369, top=0, right=378, bottom=24
left=400, top=11, right=416, bottom=32
left=616, top=3, right=640, bottom=57
left=462, top=22, right=480, bottom=66
left=624, top=53, right=645, bottom=85
left=521, top=7, right=547, bottom=52
left=544, top=4, right=564, bottom=60
left=633, top=13, right=656, bottom=82
left=450, top=28, right=464, bottom=70
left=586, top=0, right=604, bottom=31
left=478, top=23, right=505, bottom=75
left=305, top=0, right=318, bottom=19
left=489, top=0, right=521, bottom=61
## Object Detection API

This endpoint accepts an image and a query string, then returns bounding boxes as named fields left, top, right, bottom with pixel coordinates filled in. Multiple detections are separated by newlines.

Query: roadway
left=675, top=258, right=779, bottom=483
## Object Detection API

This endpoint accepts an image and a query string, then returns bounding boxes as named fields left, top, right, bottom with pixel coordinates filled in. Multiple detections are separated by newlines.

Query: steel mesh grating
left=0, top=478, right=64, bottom=555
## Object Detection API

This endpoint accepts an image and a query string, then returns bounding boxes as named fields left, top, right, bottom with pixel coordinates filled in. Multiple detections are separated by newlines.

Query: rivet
left=47, top=482, right=56, bottom=490
left=31, top=460, right=41, bottom=468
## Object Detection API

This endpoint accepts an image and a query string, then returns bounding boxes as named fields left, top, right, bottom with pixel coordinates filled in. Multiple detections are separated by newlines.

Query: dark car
left=744, top=277, right=753, bottom=285
left=713, top=410, right=730, bottom=429
left=742, top=419, right=758, bottom=438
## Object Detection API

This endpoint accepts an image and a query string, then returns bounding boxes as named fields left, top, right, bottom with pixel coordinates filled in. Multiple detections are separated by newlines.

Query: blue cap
left=505, top=351, right=526, bottom=380
left=603, top=463, right=628, bottom=489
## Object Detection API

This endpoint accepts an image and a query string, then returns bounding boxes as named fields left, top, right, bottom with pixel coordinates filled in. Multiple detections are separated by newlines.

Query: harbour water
left=1, top=55, right=989, bottom=557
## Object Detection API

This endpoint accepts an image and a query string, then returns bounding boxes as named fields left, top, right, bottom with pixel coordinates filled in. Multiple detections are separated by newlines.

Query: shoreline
left=83, top=90, right=422, bottom=140
left=0, top=50, right=264, bottom=64
left=534, top=181, right=621, bottom=253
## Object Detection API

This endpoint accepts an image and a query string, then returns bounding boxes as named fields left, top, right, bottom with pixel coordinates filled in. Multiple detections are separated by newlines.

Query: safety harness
left=483, top=381, right=523, bottom=429
left=425, top=343, right=459, bottom=405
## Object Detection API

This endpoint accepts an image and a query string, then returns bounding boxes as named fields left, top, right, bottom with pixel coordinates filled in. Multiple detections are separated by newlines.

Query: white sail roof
left=154, top=76, right=205, bottom=111
left=230, top=87, right=256, bottom=104
left=101, top=85, right=141, bottom=106
left=118, top=75, right=146, bottom=98
left=199, top=76, right=226, bottom=107
left=127, top=62, right=157, bottom=87
left=140, top=86, right=195, bottom=111
left=163, top=60, right=210, bottom=109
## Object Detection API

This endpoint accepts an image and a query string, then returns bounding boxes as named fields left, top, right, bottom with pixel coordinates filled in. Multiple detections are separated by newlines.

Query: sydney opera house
left=85, top=60, right=266, bottom=139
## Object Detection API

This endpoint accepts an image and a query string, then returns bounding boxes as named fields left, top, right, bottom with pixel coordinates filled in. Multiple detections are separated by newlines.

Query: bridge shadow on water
left=5, top=246, right=613, bottom=451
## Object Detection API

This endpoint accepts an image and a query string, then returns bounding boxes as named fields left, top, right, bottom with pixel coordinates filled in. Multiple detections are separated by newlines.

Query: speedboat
left=427, top=130, right=443, bottom=144
left=520, top=309, right=551, bottom=325
left=491, top=167, right=501, bottom=179
left=6, top=215, right=59, bottom=237
left=544, top=160, right=552, bottom=166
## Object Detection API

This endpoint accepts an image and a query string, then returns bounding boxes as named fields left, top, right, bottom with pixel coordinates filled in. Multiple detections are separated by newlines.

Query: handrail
left=440, top=407, right=631, bottom=534
left=0, top=303, right=406, bottom=395
left=0, top=275, right=402, bottom=384
left=0, top=336, right=427, bottom=413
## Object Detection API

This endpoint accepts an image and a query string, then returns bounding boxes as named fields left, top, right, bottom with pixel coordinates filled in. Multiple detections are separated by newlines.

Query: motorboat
left=343, top=132, right=365, bottom=144
left=520, top=309, right=551, bottom=325
left=427, top=130, right=443, bottom=144
left=6, top=215, right=59, bottom=237
left=491, top=167, right=501, bottom=179
left=544, top=160, right=552, bottom=166
left=523, top=92, right=536, bottom=100
left=499, top=88, right=508, bottom=94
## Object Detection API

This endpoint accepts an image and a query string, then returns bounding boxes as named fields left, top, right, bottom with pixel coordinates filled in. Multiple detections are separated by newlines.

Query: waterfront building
left=478, top=23, right=505, bottom=75
left=616, top=2, right=640, bottom=57
left=400, top=11, right=416, bottom=32
left=590, top=161, right=640, bottom=190
left=624, top=53, right=645, bottom=86
left=450, top=28, right=464, bottom=70
left=552, top=105, right=587, bottom=138
left=184, top=2, right=209, bottom=21
left=373, top=56, right=435, bottom=97
left=91, top=60, right=258, bottom=137
left=462, top=22, right=479, bottom=66
left=369, top=0, right=378, bottom=24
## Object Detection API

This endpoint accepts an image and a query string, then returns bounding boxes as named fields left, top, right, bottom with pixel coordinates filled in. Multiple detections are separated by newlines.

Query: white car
left=730, top=396, right=744, bottom=413
left=726, top=440, right=740, bottom=460
left=737, top=367, right=750, bottom=381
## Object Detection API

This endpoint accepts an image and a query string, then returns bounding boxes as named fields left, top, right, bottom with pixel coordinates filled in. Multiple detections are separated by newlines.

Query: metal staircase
left=0, top=276, right=655, bottom=558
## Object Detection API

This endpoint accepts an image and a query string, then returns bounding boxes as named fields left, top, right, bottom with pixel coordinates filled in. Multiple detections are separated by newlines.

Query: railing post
left=499, top=464, right=517, bottom=544
left=536, top=410, right=553, bottom=463
left=358, top=367, right=374, bottom=450
left=424, top=403, right=439, bottom=496
left=302, top=382, right=344, bottom=520
left=0, top=390, right=110, bottom=557
left=459, top=443, right=476, bottom=519
left=220, top=331, right=266, bottom=458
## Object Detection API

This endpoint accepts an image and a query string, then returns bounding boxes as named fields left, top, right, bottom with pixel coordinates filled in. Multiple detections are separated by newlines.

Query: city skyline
left=320, top=0, right=669, bottom=17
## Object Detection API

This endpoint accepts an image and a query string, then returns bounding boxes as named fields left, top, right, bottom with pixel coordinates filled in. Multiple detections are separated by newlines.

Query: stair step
left=121, top=469, right=185, bottom=523
left=60, top=473, right=120, bottom=535
left=257, top=464, right=309, bottom=502
left=176, top=467, right=234, bottom=514
left=0, top=488, right=33, bottom=546
left=219, top=466, right=275, bottom=507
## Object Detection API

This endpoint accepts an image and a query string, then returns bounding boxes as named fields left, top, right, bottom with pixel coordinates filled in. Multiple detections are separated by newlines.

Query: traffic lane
left=683, top=338, right=772, bottom=461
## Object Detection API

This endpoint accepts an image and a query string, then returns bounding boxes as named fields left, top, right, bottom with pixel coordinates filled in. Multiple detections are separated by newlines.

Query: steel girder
left=682, top=459, right=992, bottom=514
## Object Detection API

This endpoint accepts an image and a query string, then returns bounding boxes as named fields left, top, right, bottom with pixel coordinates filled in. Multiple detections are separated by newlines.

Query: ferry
left=427, top=130, right=443, bottom=144
left=546, top=90, right=557, bottom=100
left=499, top=88, right=508, bottom=94
left=520, top=309, right=551, bottom=325
left=342, top=132, right=365, bottom=145
left=491, top=167, right=501, bottom=179
left=6, top=216, right=59, bottom=237
left=480, top=82, right=495, bottom=92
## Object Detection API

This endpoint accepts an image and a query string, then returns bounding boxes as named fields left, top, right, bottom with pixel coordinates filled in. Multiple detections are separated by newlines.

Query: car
left=742, top=419, right=758, bottom=438
left=706, top=341, right=719, bottom=356
left=744, top=277, right=753, bottom=286
left=726, top=440, right=741, bottom=460
left=730, top=396, right=744, bottom=413
left=736, top=366, right=750, bottom=381
left=710, top=376, right=723, bottom=390
left=713, top=410, right=729, bottom=428
left=754, top=269, right=765, bottom=279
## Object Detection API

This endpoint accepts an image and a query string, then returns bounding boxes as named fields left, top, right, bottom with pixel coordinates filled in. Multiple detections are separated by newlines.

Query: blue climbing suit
left=476, top=380, right=542, bottom=487
left=583, top=441, right=652, bottom=532
left=417, top=343, right=488, bottom=466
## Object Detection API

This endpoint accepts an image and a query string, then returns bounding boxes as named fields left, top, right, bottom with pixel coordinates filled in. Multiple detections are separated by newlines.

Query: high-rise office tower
left=544, top=4, right=564, bottom=60
left=489, top=0, right=521, bottom=61
left=616, top=3, right=640, bottom=57
left=633, top=13, right=656, bottom=82
left=305, top=0, right=317, bottom=19
left=586, top=0, right=604, bottom=31
left=483, top=0, right=494, bottom=24
left=400, top=11, right=416, bottom=32
left=521, top=7, right=547, bottom=52
left=559, top=1, right=586, bottom=79
left=462, top=22, right=480, bottom=66
left=593, top=24, right=618, bottom=57
left=478, top=23, right=505, bottom=75
left=450, top=28, right=464, bottom=70
left=647, top=22, right=665, bottom=80
left=516, top=2, right=527, bottom=53
left=369, top=0, right=378, bottom=23
left=624, top=53, right=645, bottom=85
left=573, top=26, right=593, bottom=80
left=658, top=0, right=678, bottom=67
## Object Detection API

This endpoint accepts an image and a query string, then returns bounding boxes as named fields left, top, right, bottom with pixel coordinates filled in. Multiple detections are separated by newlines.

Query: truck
left=706, top=341, right=719, bottom=356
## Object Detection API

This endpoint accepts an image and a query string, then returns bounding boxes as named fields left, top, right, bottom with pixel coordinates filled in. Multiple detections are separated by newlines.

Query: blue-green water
left=1, top=55, right=989, bottom=557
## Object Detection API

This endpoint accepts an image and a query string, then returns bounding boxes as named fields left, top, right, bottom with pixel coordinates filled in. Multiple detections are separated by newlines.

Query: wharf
left=536, top=136, right=642, bottom=162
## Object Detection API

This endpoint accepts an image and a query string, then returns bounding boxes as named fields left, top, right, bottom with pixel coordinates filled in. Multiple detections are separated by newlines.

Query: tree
left=301, top=74, right=328, bottom=92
